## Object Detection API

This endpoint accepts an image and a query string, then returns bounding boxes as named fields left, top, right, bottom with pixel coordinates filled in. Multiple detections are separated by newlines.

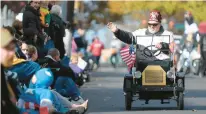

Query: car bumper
left=124, top=86, right=184, bottom=92
left=136, top=86, right=184, bottom=92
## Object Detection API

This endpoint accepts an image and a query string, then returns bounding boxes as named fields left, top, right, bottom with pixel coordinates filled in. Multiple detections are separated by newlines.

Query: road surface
left=80, top=66, right=206, bottom=114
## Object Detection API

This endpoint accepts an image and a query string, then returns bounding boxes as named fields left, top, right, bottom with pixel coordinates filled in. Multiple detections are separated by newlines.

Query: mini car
left=123, top=36, right=185, bottom=110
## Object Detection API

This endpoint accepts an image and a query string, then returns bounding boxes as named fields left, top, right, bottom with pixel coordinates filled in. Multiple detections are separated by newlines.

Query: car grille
left=145, top=70, right=163, bottom=83
left=142, top=65, right=166, bottom=86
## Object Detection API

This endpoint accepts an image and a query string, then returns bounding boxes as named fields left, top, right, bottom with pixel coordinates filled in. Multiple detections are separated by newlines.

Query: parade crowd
left=1, top=1, right=105, bottom=114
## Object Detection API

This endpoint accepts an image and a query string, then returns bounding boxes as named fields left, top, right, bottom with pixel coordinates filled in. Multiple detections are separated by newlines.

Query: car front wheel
left=177, top=92, right=184, bottom=110
left=177, top=79, right=184, bottom=110
left=125, top=92, right=132, bottom=110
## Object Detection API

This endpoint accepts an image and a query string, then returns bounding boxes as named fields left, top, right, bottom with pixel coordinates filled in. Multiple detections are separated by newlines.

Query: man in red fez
left=107, top=10, right=175, bottom=61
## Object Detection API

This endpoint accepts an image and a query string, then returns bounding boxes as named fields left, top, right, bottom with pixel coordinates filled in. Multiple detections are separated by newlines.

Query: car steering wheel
left=143, top=45, right=162, bottom=57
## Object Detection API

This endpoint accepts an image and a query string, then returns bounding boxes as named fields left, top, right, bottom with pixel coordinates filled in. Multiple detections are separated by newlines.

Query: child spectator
left=12, top=20, right=23, bottom=39
left=20, top=42, right=29, bottom=59
left=70, top=53, right=79, bottom=65
left=28, top=45, right=38, bottom=61
left=88, top=36, right=104, bottom=66
left=40, top=1, right=51, bottom=34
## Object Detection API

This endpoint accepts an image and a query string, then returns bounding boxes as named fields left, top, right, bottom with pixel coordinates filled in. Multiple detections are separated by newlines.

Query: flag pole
left=131, top=36, right=136, bottom=85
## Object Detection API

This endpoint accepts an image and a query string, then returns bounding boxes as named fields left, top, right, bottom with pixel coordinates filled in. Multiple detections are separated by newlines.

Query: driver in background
left=183, top=11, right=200, bottom=53
left=107, top=10, right=175, bottom=63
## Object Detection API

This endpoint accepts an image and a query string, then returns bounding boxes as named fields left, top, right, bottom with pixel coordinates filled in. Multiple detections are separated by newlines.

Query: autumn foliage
left=108, top=1, right=206, bottom=23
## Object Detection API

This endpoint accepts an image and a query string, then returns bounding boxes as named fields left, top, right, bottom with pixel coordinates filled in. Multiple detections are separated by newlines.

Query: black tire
left=69, top=110, right=80, bottom=114
left=177, top=92, right=184, bottom=110
left=198, top=64, right=205, bottom=77
left=125, top=92, right=132, bottom=110
left=177, top=79, right=184, bottom=110
left=86, top=74, right=91, bottom=82
left=75, top=75, right=84, bottom=87
left=183, top=67, right=188, bottom=74
left=69, top=107, right=85, bottom=114
left=177, top=79, right=184, bottom=87
left=192, top=59, right=200, bottom=75
left=199, top=72, right=204, bottom=78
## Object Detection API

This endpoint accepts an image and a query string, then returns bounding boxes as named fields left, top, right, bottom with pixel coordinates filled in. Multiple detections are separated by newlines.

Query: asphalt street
left=80, top=66, right=206, bottom=114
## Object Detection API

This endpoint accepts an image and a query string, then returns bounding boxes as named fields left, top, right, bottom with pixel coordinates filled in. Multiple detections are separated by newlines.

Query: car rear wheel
left=183, top=67, right=188, bottom=75
left=177, top=92, right=184, bottom=110
left=125, top=92, right=132, bottom=110
left=177, top=79, right=184, bottom=110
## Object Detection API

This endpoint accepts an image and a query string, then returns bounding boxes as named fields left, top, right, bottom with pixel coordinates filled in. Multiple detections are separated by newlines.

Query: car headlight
left=135, top=71, right=142, bottom=78
left=167, top=70, right=174, bottom=78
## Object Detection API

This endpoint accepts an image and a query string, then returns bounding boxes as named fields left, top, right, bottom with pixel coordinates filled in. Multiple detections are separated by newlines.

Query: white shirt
left=184, top=22, right=198, bottom=34
left=131, top=29, right=174, bottom=60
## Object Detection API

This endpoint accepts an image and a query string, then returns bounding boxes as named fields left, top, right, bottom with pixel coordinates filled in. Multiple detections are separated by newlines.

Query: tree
left=107, top=1, right=206, bottom=23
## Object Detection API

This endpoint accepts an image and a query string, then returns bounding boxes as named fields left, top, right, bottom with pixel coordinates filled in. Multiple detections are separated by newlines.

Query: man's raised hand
left=155, top=43, right=162, bottom=49
left=107, top=22, right=118, bottom=33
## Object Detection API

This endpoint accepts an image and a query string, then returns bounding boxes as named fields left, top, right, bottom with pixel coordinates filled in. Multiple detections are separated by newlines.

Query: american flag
left=120, top=45, right=136, bottom=70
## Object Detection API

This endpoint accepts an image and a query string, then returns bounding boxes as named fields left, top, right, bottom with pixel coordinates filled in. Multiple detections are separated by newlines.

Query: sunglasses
left=148, top=23, right=159, bottom=27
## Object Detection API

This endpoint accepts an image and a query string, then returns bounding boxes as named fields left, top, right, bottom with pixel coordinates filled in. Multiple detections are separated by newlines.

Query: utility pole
left=67, top=1, right=74, bottom=29
left=66, top=1, right=75, bottom=57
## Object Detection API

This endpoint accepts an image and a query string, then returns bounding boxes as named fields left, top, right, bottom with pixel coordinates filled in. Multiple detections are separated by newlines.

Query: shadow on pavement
left=185, top=89, right=206, bottom=98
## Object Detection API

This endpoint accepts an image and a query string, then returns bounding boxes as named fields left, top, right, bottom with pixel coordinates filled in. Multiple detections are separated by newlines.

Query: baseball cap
left=148, top=10, right=162, bottom=24
left=0, top=28, right=15, bottom=48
